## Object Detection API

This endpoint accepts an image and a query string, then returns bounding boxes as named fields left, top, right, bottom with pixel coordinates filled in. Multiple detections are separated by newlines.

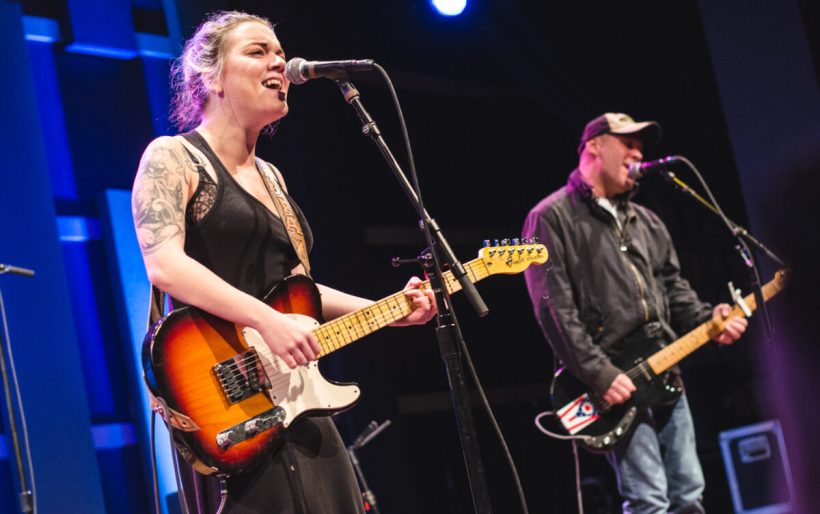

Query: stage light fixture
left=430, top=0, right=467, bottom=17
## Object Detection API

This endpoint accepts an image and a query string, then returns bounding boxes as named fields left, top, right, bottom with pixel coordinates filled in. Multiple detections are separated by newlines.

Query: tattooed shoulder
left=132, top=138, right=189, bottom=254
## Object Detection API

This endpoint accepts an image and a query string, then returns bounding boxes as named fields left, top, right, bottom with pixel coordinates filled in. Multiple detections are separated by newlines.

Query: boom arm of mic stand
left=660, top=172, right=785, bottom=267
left=659, top=169, right=781, bottom=385
left=334, top=79, right=488, bottom=316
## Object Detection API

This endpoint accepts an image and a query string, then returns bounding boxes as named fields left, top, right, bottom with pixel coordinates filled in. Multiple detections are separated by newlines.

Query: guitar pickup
left=216, top=407, right=286, bottom=450
left=213, top=350, right=271, bottom=404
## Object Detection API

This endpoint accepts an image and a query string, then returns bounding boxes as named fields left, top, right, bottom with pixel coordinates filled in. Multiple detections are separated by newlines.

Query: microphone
left=285, top=57, right=375, bottom=85
left=627, top=156, right=681, bottom=180
left=0, top=263, right=35, bottom=277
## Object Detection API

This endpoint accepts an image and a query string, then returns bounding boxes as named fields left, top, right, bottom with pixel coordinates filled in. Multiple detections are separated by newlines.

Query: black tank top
left=181, top=131, right=313, bottom=299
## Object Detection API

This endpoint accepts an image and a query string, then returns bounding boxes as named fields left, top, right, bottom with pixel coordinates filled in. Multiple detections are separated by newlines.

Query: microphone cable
left=534, top=411, right=598, bottom=514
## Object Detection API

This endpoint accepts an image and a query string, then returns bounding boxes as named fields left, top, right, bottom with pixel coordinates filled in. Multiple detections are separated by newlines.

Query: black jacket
left=522, top=169, right=712, bottom=394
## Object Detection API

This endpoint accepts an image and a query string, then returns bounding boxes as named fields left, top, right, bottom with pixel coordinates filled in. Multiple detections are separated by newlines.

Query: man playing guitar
left=522, top=113, right=747, bottom=513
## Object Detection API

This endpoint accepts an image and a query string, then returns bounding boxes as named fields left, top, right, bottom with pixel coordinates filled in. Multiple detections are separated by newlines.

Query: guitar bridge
left=213, top=350, right=271, bottom=404
left=216, top=407, right=286, bottom=450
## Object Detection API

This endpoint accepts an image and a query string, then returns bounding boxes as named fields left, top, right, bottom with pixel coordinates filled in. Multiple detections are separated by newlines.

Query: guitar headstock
left=478, top=238, right=548, bottom=275
left=764, top=269, right=788, bottom=298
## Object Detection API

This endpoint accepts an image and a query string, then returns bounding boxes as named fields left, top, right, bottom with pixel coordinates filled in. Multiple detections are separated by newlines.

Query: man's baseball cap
left=577, top=112, right=662, bottom=154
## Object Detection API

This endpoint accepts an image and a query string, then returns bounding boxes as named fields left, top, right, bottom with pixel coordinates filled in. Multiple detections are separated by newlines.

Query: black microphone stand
left=0, top=263, right=36, bottom=514
left=347, top=420, right=392, bottom=514
left=334, top=78, right=493, bottom=514
left=659, top=171, right=785, bottom=268
left=658, top=167, right=783, bottom=372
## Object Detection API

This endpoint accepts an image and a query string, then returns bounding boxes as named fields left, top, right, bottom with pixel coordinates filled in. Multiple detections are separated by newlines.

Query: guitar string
left=208, top=265, right=495, bottom=375
left=211, top=298, right=420, bottom=376
left=567, top=280, right=780, bottom=410
left=620, top=323, right=718, bottom=383
left=177, top=253, right=549, bottom=401
left=189, top=258, right=554, bottom=394
left=207, top=273, right=498, bottom=397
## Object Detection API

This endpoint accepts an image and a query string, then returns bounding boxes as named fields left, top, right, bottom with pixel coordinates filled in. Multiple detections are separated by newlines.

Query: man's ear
left=585, top=137, right=601, bottom=157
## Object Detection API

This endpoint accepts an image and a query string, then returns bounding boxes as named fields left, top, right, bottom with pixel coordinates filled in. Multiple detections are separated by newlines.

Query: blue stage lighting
left=431, top=0, right=467, bottom=17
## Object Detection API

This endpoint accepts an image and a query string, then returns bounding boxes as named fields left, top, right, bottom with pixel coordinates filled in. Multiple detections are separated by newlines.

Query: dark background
left=2, top=0, right=818, bottom=512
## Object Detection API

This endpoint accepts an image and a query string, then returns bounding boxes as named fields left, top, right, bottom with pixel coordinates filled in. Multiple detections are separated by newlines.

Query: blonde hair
left=169, top=11, right=275, bottom=130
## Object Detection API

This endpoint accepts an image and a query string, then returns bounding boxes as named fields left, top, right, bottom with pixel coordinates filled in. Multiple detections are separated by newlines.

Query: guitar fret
left=350, top=311, right=365, bottom=337
left=316, top=325, right=337, bottom=355
left=376, top=294, right=395, bottom=323
left=467, top=264, right=479, bottom=284
left=307, top=247, right=549, bottom=359
left=384, top=294, right=410, bottom=323
left=444, top=272, right=461, bottom=293
left=358, top=309, right=375, bottom=335
left=342, top=313, right=363, bottom=340
left=326, top=324, right=343, bottom=351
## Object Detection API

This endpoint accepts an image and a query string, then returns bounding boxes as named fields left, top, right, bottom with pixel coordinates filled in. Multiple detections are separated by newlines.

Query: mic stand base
left=347, top=447, right=382, bottom=514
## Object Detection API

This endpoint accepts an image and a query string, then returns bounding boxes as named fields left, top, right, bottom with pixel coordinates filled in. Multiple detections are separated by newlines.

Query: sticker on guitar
left=557, top=393, right=600, bottom=434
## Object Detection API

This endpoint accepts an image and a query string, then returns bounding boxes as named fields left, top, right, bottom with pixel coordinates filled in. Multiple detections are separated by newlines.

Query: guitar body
left=142, top=275, right=361, bottom=476
left=548, top=271, right=784, bottom=453
left=550, top=334, right=682, bottom=453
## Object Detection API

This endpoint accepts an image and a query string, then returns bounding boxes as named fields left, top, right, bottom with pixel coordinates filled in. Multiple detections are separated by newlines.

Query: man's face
left=593, top=133, right=644, bottom=197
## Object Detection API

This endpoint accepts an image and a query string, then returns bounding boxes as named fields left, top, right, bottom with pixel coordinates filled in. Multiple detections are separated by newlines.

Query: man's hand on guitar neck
left=711, top=303, right=749, bottom=345
left=602, top=373, right=637, bottom=405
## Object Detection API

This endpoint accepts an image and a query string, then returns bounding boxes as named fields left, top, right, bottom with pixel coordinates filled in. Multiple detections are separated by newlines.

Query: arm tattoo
left=132, top=144, right=187, bottom=254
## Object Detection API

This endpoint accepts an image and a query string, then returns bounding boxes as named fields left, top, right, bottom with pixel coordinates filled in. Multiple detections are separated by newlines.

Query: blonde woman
left=132, top=11, right=435, bottom=513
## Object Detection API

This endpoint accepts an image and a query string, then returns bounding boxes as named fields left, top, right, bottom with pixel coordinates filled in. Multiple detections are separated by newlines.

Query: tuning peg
left=493, top=239, right=500, bottom=247
left=500, top=238, right=510, bottom=246
left=483, top=239, right=491, bottom=248
left=532, top=236, right=540, bottom=243
left=512, top=238, right=520, bottom=245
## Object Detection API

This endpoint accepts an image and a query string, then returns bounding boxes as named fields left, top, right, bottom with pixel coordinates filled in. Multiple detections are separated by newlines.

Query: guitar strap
left=255, top=158, right=312, bottom=277
left=146, top=287, right=201, bottom=432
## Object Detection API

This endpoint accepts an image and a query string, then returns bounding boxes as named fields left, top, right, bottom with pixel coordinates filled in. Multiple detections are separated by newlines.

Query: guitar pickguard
left=242, top=315, right=361, bottom=427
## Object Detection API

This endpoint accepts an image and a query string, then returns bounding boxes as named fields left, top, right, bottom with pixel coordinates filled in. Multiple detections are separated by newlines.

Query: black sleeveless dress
left=177, top=131, right=365, bottom=514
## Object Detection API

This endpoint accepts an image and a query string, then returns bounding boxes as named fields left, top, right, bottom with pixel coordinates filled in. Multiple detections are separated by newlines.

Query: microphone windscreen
left=284, top=58, right=307, bottom=85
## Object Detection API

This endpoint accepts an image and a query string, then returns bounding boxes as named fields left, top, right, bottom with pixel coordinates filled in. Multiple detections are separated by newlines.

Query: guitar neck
left=314, top=258, right=490, bottom=358
left=645, top=272, right=785, bottom=375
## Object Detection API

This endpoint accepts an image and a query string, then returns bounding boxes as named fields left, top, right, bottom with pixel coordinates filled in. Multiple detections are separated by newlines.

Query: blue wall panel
left=0, top=3, right=106, bottom=513
left=26, top=41, right=77, bottom=201
left=66, top=0, right=138, bottom=58
left=100, top=190, right=179, bottom=514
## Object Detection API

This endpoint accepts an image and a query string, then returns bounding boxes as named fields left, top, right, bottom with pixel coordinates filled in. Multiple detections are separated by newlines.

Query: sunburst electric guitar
left=550, top=271, right=785, bottom=452
left=143, top=242, right=547, bottom=475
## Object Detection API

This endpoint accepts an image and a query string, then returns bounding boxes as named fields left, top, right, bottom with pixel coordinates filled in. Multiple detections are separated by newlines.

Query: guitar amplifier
left=719, top=420, right=794, bottom=514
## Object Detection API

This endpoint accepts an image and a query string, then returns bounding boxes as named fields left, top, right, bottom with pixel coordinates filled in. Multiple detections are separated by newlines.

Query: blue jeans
left=607, top=394, right=706, bottom=514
